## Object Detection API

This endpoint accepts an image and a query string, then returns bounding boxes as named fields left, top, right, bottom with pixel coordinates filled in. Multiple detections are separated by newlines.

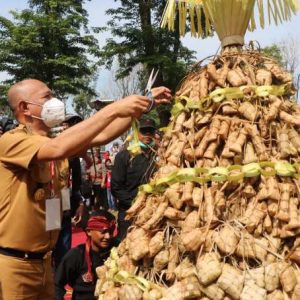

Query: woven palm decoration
left=161, top=0, right=299, bottom=47
left=95, top=1, right=300, bottom=300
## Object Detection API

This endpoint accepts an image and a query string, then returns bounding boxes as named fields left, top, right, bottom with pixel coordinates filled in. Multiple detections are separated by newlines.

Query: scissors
left=145, top=68, right=159, bottom=112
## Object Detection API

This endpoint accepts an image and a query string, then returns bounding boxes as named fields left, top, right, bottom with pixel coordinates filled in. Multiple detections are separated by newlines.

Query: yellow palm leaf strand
left=204, top=1, right=217, bottom=38
left=189, top=3, right=197, bottom=37
left=232, top=0, right=240, bottom=40
left=272, top=0, right=282, bottom=24
left=170, top=0, right=177, bottom=32
left=205, top=0, right=255, bottom=47
left=270, top=0, right=279, bottom=25
left=161, top=0, right=299, bottom=43
left=284, top=0, right=292, bottom=20
left=243, top=1, right=256, bottom=39
left=160, top=2, right=168, bottom=29
left=179, top=1, right=184, bottom=36
left=258, top=0, right=265, bottom=29
left=202, top=0, right=213, bottom=37
left=161, top=0, right=173, bottom=31
left=237, top=1, right=249, bottom=43
left=196, top=5, right=203, bottom=37
left=184, top=2, right=188, bottom=36
left=219, top=0, right=231, bottom=42
left=249, top=8, right=257, bottom=31
left=285, top=0, right=296, bottom=20
left=292, top=0, right=300, bottom=13
left=180, top=2, right=188, bottom=36
left=266, top=0, right=273, bottom=25
left=277, top=0, right=285, bottom=22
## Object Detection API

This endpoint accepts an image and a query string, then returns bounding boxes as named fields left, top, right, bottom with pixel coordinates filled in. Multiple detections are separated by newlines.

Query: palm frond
left=161, top=0, right=299, bottom=46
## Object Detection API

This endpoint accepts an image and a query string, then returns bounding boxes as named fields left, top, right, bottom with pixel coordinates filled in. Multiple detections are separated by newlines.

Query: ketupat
left=153, top=249, right=169, bottom=272
left=245, top=266, right=265, bottom=288
left=127, top=228, right=150, bottom=261
left=238, top=102, right=257, bottom=122
left=217, top=264, right=244, bottom=299
left=174, top=257, right=196, bottom=280
left=149, top=231, right=164, bottom=258
left=214, top=224, right=239, bottom=254
left=180, top=227, right=204, bottom=252
left=265, top=263, right=280, bottom=292
left=240, top=280, right=267, bottom=300
left=196, top=252, right=222, bottom=285
left=256, top=68, right=272, bottom=86
left=96, top=0, right=300, bottom=299
left=166, top=240, right=179, bottom=282
left=266, top=290, right=284, bottom=300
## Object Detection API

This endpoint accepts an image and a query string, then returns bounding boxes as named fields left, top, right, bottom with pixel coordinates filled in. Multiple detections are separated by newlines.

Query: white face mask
left=27, top=97, right=65, bottom=128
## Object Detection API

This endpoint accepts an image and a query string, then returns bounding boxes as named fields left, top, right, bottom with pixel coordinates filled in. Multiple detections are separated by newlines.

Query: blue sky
left=0, top=0, right=299, bottom=95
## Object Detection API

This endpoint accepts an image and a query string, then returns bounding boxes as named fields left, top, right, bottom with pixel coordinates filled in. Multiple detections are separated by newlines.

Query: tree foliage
left=262, top=45, right=284, bottom=66
left=262, top=39, right=299, bottom=85
left=0, top=0, right=101, bottom=106
left=72, top=74, right=96, bottom=119
left=100, top=0, right=196, bottom=93
left=262, top=40, right=300, bottom=100
left=278, top=36, right=300, bottom=76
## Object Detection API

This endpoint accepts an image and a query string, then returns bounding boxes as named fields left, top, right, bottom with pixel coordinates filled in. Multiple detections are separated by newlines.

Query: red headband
left=86, top=216, right=116, bottom=231
left=82, top=216, right=116, bottom=283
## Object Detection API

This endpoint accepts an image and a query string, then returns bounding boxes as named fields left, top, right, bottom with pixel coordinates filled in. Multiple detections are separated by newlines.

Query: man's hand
left=114, top=95, right=151, bottom=119
left=151, top=86, right=172, bottom=105
left=72, top=203, right=84, bottom=226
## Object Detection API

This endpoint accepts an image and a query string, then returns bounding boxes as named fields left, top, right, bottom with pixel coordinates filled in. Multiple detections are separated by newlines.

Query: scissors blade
left=145, top=68, right=155, bottom=92
left=152, top=69, right=159, bottom=85
left=145, top=68, right=159, bottom=93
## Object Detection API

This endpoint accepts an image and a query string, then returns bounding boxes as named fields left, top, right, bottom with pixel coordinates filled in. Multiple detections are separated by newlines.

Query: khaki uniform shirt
left=0, top=125, right=68, bottom=252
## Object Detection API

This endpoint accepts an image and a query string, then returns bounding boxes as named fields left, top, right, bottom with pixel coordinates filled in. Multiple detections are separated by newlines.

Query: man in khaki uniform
left=0, top=79, right=171, bottom=299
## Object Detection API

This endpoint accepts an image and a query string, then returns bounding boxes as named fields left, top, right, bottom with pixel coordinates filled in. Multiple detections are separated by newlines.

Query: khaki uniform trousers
left=0, top=253, right=54, bottom=300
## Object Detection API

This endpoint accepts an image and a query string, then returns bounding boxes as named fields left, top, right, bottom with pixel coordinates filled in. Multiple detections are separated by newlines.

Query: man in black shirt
left=55, top=210, right=117, bottom=300
left=111, top=117, right=157, bottom=241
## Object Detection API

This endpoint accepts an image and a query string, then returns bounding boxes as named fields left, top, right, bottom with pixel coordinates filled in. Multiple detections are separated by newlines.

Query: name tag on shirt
left=61, top=187, right=71, bottom=211
left=45, top=198, right=61, bottom=231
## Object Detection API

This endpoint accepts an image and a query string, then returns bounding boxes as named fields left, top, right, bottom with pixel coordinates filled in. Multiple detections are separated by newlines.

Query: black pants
left=91, top=184, right=108, bottom=210
left=53, top=211, right=72, bottom=269
left=117, top=210, right=132, bottom=242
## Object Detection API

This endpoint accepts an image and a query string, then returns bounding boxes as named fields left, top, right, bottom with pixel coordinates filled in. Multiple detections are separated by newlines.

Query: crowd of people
left=0, top=78, right=171, bottom=300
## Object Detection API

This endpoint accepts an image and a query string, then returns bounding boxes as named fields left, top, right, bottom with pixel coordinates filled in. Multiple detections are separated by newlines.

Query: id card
left=61, top=187, right=71, bottom=211
left=45, top=198, right=61, bottom=231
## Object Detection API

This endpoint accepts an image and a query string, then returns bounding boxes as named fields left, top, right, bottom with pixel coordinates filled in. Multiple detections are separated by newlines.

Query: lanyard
left=49, top=161, right=56, bottom=198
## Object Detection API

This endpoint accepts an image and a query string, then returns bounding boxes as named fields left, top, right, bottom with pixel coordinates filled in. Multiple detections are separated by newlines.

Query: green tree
left=262, top=45, right=284, bottom=66
left=100, top=0, right=197, bottom=93
left=0, top=0, right=101, bottom=107
left=72, top=73, right=99, bottom=119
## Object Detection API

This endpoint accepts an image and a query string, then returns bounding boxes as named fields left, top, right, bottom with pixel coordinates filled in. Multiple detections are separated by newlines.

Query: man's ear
left=19, top=101, right=31, bottom=116
left=86, top=229, right=92, bottom=238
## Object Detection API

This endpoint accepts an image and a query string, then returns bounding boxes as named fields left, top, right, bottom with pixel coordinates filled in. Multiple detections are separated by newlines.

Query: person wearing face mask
left=111, top=117, right=158, bottom=241
left=0, top=79, right=171, bottom=299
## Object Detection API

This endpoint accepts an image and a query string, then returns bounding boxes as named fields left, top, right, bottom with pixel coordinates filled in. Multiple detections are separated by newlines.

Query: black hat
left=64, top=114, right=83, bottom=125
left=139, top=117, right=156, bottom=130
